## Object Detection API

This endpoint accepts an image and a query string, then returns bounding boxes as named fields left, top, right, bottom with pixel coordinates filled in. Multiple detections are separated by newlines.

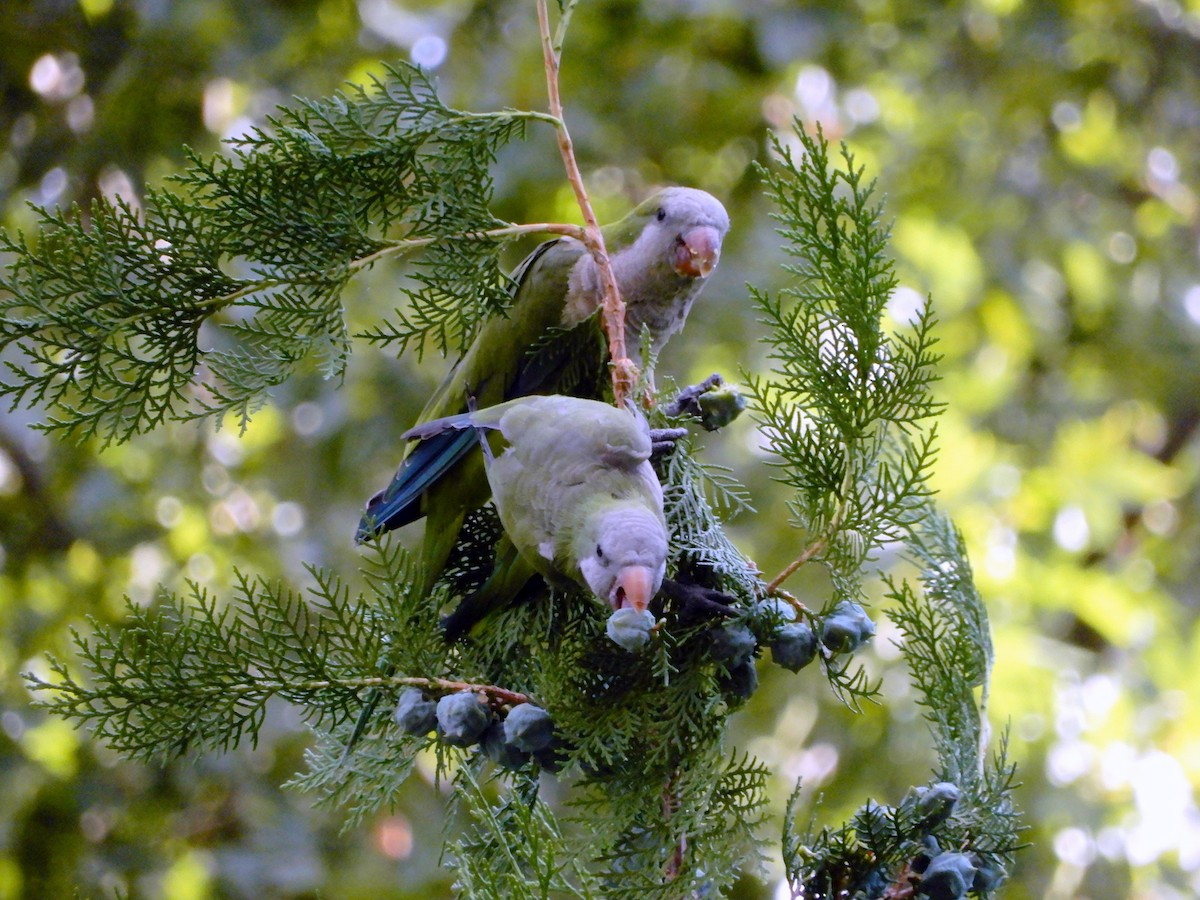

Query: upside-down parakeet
left=402, top=395, right=668, bottom=638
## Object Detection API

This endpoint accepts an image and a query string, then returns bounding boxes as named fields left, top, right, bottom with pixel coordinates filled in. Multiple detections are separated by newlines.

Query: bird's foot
left=656, top=577, right=740, bottom=628
left=663, top=373, right=748, bottom=433
left=662, top=372, right=725, bottom=419
left=649, top=426, right=689, bottom=457
left=649, top=373, right=724, bottom=458
left=611, top=356, right=641, bottom=406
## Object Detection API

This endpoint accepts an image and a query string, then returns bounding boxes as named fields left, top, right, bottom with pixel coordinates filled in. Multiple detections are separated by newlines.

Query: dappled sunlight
left=1, top=0, right=1199, bottom=895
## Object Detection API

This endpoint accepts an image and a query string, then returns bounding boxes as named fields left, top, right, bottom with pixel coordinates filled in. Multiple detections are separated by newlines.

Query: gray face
left=615, top=188, right=729, bottom=357
left=559, top=186, right=730, bottom=345
left=630, top=188, right=730, bottom=280
left=576, top=505, right=668, bottom=609
left=652, top=187, right=731, bottom=239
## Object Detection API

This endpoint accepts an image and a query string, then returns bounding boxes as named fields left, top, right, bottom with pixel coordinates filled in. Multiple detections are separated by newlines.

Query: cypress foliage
left=10, top=18, right=1021, bottom=898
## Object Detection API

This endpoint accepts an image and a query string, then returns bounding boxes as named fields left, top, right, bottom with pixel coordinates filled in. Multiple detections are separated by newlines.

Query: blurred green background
left=1, top=0, right=1198, bottom=897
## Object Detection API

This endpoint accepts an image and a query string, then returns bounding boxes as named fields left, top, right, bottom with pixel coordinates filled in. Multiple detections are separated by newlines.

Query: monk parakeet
left=403, top=395, right=669, bottom=639
left=356, top=188, right=729, bottom=585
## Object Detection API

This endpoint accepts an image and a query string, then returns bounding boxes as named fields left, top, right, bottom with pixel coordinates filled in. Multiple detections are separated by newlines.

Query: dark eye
left=655, top=207, right=666, bottom=222
left=596, top=544, right=605, bottom=560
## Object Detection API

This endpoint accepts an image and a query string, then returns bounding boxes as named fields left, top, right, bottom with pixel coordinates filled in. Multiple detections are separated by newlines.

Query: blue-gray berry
left=481, top=720, right=530, bottom=770
left=916, top=781, right=962, bottom=827
left=770, top=622, right=818, bottom=671
left=436, top=691, right=491, bottom=747
left=394, top=688, right=437, bottom=735
left=697, top=385, right=748, bottom=431
left=859, top=867, right=891, bottom=897
left=912, top=835, right=941, bottom=873
left=969, top=854, right=1005, bottom=893
left=503, top=703, right=555, bottom=753
left=710, top=623, right=757, bottom=662
left=532, top=743, right=565, bottom=773
left=820, top=601, right=875, bottom=653
left=919, top=851, right=976, bottom=900
left=607, top=607, right=655, bottom=651
left=718, top=656, right=758, bottom=702
left=748, top=597, right=798, bottom=641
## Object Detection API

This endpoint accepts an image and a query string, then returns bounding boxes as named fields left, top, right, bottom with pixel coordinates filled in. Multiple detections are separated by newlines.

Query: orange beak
left=671, top=225, right=722, bottom=278
left=612, top=565, right=656, bottom=613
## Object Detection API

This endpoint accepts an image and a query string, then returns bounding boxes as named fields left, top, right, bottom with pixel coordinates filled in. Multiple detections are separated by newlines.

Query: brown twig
left=536, top=0, right=636, bottom=406
left=764, top=534, right=832, bottom=596
left=391, top=675, right=531, bottom=711
left=767, top=586, right=810, bottom=619
left=661, top=774, right=686, bottom=881
left=764, top=452, right=856, bottom=594
left=327, top=674, right=529, bottom=768
left=46, top=671, right=531, bottom=712
left=883, top=862, right=919, bottom=898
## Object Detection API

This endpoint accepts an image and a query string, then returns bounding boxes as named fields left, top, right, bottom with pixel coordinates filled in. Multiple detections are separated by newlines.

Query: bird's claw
left=662, top=373, right=725, bottom=419
left=651, top=373, right=726, bottom=457
left=657, top=372, right=746, bottom=443
left=657, top=577, right=740, bottom=627
left=650, top=427, right=689, bottom=457
left=610, top=357, right=641, bottom=406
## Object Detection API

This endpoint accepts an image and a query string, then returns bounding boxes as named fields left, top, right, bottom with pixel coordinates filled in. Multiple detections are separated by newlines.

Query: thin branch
left=106, top=221, right=587, bottom=332
left=767, top=587, right=810, bottom=618
left=42, top=671, right=531, bottom=711
left=345, top=221, right=587, bottom=273
left=536, top=0, right=636, bottom=405
left=394, top=675, right=532, bottom=711
left=551, top=0, right=579, bottom=55
left=442, top=109, right=564, bottom=130
left=764, top=449, right=857, bottom=594
left=764, top=535, right=832, bottom=596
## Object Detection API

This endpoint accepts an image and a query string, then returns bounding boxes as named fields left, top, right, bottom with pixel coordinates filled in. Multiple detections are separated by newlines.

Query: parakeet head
left=575, top=500, right=668, bottom=614
left=628, top=186, right=730, bottom=280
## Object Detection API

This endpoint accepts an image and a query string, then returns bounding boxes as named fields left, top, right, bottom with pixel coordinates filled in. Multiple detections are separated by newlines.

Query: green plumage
left=407, top=396, right=669, bottom=639
left=358, top=188, right=729, bottom=626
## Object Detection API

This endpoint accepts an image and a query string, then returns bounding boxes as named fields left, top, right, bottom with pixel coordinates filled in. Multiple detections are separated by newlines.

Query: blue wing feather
left=355, top=427, right=480, bottom=541
left=355, top=237, right=585, bottom=543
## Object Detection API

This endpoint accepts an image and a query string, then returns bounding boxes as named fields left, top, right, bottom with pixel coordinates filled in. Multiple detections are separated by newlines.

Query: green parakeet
left=356, top=187, right=728, bottom=595
left=402, top=395, right=668, bottom=638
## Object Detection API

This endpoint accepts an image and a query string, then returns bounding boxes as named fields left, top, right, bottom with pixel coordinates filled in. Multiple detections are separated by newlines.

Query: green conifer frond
left=579, top=748, right=768, bottom=899
left=747, top=125, right=943, bottom=567
left=0, top=62, right=537, bottom=443
left=291, top=719, right=422, bottom=830
left=14, top=49, right=1020, bottom=890
left=888, top=513, right=996, bottom=781
left=752, top=123, right=1019, bottom=896
left=657, top=433, right=760, bottom=592
left=28, top=564, right=386, bottom=760
left=449, top=767, right=597, bottom=899
left=779, top=512, right=1021, bottom=896
left=744, top=123, right=946, bottom=714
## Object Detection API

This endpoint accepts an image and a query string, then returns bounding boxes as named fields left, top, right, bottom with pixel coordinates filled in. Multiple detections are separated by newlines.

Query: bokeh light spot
left=411, top=34, right=447, bottom=69
left=1052, top=505, right=1089, bottom=552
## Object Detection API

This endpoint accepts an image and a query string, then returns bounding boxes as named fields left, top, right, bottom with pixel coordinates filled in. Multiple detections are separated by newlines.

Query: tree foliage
left=0, top=62, right=534, bottom=444
left=13, top=1, right=1195, bottom=897
left=10, top=35, right=1018, bottom=895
